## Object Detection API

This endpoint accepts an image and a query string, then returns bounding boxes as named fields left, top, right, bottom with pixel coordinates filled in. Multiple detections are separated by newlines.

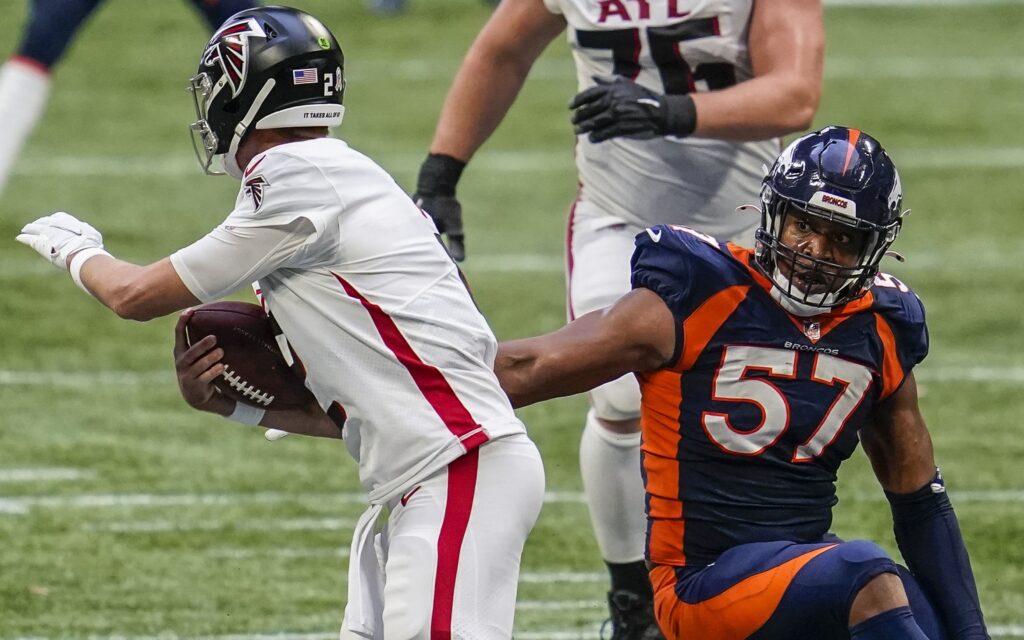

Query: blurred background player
left=494, top=126, right=989, bottom=639
left=413, top=0, right=824, bottom=634
left=0, top=0, right=257, bottom=198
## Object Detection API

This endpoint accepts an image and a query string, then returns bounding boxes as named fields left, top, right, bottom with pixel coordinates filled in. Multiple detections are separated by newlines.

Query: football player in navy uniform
left=495, top=126, right=989, bottom=639
left=0, top=0, right=257, bottom=197
left=414, top=1, right=824, bottom=633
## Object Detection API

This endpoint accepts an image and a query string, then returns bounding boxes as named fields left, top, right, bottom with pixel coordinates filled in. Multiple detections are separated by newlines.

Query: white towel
left=342, top=503, right=386, bottom=637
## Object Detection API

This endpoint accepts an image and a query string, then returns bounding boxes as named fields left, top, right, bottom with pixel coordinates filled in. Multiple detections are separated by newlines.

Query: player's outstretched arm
left=415, top=0, right=565, bottom=261
left=16, top=211, right=200, bottom=320
left=689, top=0, right=824, bottom=140
left=173, top=311, right=340, bottom=440
left=861, top=374, right=989, bottom=638
left=495, top=288, right=676, bottom=408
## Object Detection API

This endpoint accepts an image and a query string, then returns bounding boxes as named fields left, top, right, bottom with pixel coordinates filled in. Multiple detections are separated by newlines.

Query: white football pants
left=340, top=433, right=544, bottom=640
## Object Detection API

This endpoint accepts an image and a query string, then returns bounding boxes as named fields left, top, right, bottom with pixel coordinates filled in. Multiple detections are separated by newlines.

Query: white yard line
left=827, top=57, right=1024, bottom=79
left=3, top=364, right=1023, bottom=391
left=4, top=247, right=1021, bottom=279
left=5, top=486, right=1024, bottom=518
left=520, top=571, right=607, bottom=584
left=0, top=468, right=95, bottom=483
left=206, top=547, right=349, bottom=559
left=828, top=0, right=1023, bottom=5
left=88, top=517, right=354, bottom=533
left=10, top=145, right=1024, bottom=179
left=6, top=627, right=1024, bottom=640
left=0, top=369, right=171, bottom=387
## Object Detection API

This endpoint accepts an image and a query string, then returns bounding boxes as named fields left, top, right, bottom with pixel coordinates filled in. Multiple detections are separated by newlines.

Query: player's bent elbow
left=785, top=81, right=821, bottom=133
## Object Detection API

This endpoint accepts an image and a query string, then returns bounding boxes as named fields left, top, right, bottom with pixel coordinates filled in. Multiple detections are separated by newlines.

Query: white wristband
left=227, top=402, right=266, bottom=426
left=69, top=247, right=112, bottom=294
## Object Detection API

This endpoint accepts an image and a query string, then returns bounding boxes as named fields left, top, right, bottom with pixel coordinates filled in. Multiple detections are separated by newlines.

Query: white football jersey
left=545, top=0, right=779, bottom=243
left=172, top=138, right=525, bottom=504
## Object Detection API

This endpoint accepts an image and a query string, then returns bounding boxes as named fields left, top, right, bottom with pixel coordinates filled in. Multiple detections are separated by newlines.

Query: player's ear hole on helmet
left=264, top=23, right=278, bottom=39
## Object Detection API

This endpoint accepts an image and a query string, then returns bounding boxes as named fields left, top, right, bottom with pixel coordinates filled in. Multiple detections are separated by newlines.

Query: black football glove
left=569, top=75, right=697, bottom=143
left=414, top=153, right=467, bottom=262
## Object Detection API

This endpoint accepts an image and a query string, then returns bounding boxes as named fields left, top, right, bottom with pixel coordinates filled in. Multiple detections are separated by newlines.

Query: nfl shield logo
left=804, top=321, right=821, bottom=343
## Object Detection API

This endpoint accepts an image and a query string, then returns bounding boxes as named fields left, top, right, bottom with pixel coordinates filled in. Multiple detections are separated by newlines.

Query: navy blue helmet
left=755, top=126, right=906, bottom=310
left=187, top=6, right=346, bottom=178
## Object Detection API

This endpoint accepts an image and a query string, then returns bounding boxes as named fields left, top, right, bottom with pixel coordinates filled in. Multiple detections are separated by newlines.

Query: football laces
left=221, top=365, right=275, bottom=407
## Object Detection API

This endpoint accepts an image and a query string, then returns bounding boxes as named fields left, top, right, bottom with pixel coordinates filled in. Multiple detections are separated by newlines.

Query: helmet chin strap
left=770, top=269, right=842, bottom=317
left=220, top=78, right=278, bottom=180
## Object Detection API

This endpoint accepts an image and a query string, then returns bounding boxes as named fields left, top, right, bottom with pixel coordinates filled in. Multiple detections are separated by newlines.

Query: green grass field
left=1, top=0, right=1022, bottom=637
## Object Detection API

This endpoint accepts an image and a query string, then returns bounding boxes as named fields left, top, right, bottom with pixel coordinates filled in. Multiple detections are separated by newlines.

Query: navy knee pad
left=751, top=540, right=899, bottom=640
left=17, top=0, right=105, bottom=68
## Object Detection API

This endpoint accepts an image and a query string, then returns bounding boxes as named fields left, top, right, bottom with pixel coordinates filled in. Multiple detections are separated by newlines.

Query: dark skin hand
left=172, top=310, right=341, bottom=439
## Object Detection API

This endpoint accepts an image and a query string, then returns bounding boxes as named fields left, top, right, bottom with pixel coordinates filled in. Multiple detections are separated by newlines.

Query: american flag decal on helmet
left=201, top=18, right=267, bottom=99
left=244, top=175, right=269, bottom=211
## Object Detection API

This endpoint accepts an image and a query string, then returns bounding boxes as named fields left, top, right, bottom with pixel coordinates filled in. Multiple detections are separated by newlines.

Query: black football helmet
left=188, top=6, right=345, bottom=178
left=755, top=126, right=907, bottom=313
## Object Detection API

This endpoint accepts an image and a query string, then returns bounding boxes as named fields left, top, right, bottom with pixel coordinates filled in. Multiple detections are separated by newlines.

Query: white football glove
left=16, top=212, right=104, bottom=270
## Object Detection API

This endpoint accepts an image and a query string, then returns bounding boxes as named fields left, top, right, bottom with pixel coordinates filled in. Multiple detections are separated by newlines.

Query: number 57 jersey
left=545, top=0, right=778, bottom=243
left=631, top=226, right=929, bottom=567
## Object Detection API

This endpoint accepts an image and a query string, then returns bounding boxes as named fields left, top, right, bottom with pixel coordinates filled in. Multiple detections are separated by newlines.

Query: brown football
left=183, top=301, right=315, bottom=410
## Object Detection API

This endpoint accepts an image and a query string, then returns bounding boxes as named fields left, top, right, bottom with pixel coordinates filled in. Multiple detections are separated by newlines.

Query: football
left=183, top=301, right=315, bottom=410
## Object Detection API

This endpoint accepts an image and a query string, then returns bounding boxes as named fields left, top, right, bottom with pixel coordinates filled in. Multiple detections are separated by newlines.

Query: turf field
left=1, top=0, right=1022, bottom=636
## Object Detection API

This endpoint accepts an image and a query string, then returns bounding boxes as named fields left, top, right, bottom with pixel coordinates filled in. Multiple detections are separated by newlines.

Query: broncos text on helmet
left=187, top=6, right=346, bottom=179
left=755, top=125, right=907, bottom=315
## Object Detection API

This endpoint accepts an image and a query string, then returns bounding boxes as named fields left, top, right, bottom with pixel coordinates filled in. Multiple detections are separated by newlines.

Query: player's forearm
left=690, top=73, right=820, bottom=141
left=496, top=341, right=589, bottom=408
left=888, top=476, right=989, bottom=639
left=79, top=255, right=199, bottom=321
left=495, top=336, right=632, bottom=409
left=429, top=49, right=533, bottom=162
left=260, top=402, right=342, bottom=439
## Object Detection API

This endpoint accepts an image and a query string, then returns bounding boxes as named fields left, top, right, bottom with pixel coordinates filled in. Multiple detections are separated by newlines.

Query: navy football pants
left=650, top=539, right=947, bottom=639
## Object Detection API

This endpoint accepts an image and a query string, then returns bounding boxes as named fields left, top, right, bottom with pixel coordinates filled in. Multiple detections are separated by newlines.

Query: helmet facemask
left=187, top=71, right=225, bottom=176
left=753, top=126, right=907, bottom=316
left=755, top=186, right=900, bottom=315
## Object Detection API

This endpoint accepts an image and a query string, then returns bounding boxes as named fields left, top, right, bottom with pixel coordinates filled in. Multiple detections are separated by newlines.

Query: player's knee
left=834, top=539, right=892, bottom=567
left=850, top=572, right=910, bottom=626
left=589, top=376, right=641, bottom=423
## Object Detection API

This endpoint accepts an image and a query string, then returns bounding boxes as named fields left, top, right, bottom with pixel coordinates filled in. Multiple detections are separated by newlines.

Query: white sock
left=579, top=409, right=647, bottom=563
left=0, top=57, right=51, bottom=195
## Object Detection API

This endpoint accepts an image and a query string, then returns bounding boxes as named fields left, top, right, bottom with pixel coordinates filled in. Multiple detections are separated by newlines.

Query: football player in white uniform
left=16, top=7, right=544, bottom=639
left=414, top=0, right=824, bottom=635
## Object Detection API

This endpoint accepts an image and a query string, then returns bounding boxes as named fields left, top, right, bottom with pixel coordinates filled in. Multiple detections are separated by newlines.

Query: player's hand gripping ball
left=183, top=302, right=314, bottom=409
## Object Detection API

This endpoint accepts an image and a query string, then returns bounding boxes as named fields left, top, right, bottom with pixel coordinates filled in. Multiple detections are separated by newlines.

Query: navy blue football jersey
left=631, top=224, right=928, bottom=567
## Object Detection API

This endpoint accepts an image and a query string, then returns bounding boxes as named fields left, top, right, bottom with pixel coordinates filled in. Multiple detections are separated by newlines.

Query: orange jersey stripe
left=874, top=312, right=905, bottom=399
left=676, top=285, right=751, bottom=371
left=641, top=369, right=685, bottom=563
left=650, top=544, right=837, bottom=640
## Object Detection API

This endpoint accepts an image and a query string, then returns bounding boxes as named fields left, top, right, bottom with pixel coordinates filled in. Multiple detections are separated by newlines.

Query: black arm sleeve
left=887, top=472, right=989, bottom=639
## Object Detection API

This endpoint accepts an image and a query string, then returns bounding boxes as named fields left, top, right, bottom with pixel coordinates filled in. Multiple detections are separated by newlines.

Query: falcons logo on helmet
left=244, top=175, right=269, bottom=211
left=201, top=18, right=266, bottom=99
